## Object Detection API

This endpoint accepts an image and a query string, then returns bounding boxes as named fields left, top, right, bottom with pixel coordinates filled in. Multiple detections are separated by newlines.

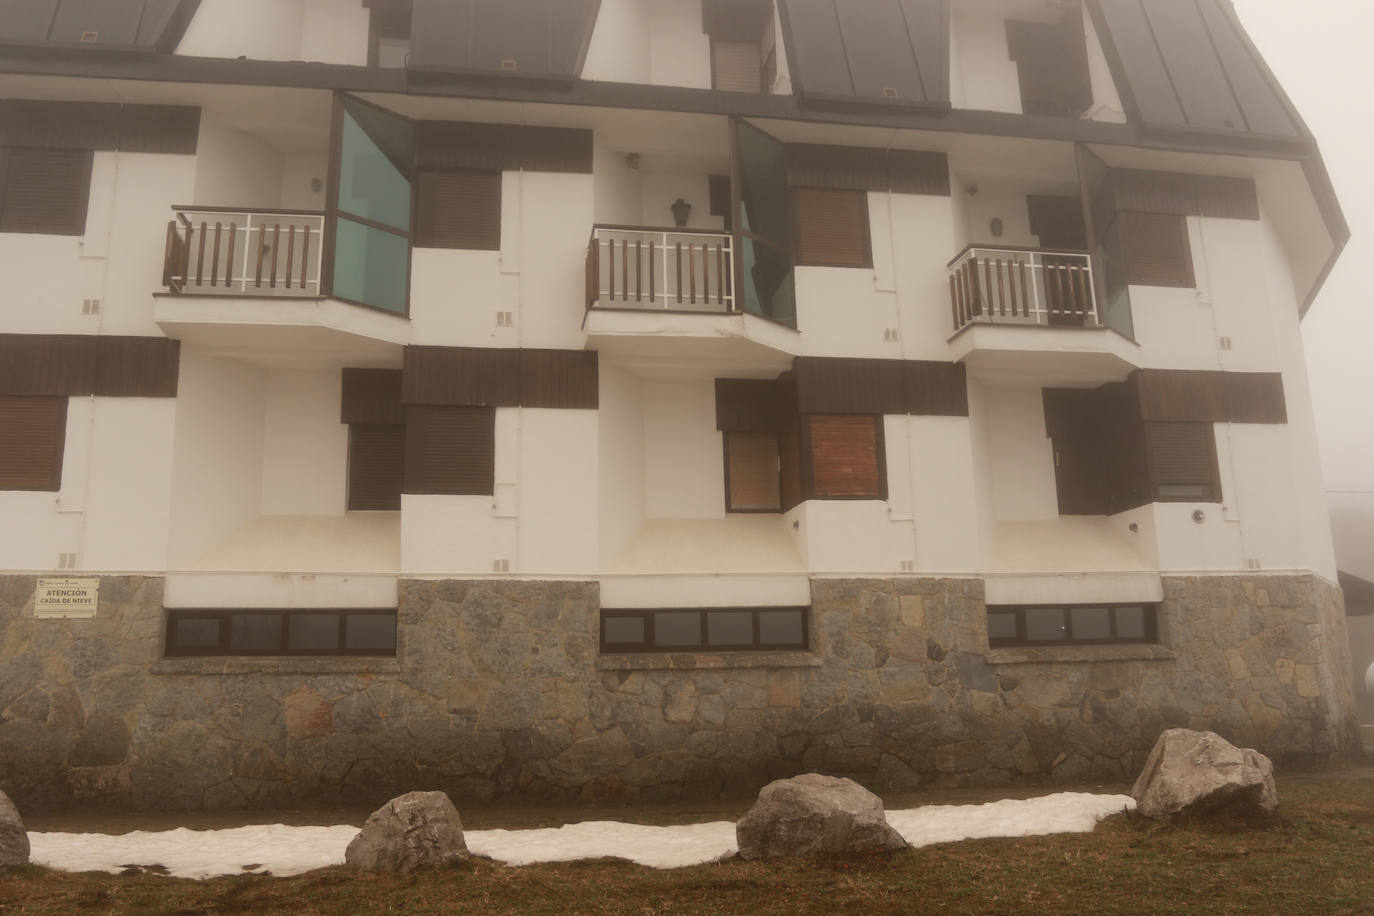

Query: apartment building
left=0, top=0, right=1358, bottom=811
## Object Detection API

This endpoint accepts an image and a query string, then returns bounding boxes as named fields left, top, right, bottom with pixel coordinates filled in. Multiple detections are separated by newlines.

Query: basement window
left=164, top=609, right=398, bottom=657
left=600, top=607, right=809, bottom=653
left=987, top=604, right=1158, bottom=648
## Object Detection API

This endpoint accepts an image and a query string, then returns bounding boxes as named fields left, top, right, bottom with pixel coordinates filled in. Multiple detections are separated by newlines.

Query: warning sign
left=34, top=578, right=99, bottom=619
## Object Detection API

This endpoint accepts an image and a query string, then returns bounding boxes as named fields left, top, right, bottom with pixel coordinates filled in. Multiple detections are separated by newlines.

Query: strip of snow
left=27, top=791, right=1135, bottom=879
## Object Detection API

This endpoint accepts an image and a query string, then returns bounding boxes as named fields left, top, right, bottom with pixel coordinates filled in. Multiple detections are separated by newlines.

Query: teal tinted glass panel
left=740, top=236, right=796, bottom=326
left=1078, top=144, right=1134, bottom=339
left=333, top=217, right=409, bottom=314
left=337, top=104, right=412, bottom=232
left=736, top=121, right=791, bottom=244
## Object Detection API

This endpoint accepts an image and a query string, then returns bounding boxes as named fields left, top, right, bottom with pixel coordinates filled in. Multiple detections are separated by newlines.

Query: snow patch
left=27, top=791, right=1135, bottom=879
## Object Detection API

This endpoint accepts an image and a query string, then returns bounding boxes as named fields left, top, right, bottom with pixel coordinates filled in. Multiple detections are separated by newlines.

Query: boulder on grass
left=1131, top=729, right=1278, bottom=819
left=0, top=790, right=29, bottom=872
left=736, top=773, right=908, bottom=860
left=345, top=791, right=469, bottom=874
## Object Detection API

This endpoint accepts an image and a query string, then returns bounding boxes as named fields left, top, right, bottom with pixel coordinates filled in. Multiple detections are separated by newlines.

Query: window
left=415, top=170, right=500, bottom=250
left=1146, top=421, right=1221, bottom=502
left=404, top=405, right=496, bottom=496
left=0, top=396, right=67, bottom=491
left=0, top=148, right=94, bottom=236
left=792, top=188, right=872, bottom=268
left=704, top=0, right=774, bottom=92
left=806, top=414, right=885, bottom=499
left=724, top=431, right=780, bottom=512
left=987, top=604, right=1158, bottom=647
left=600, top=607, right=808, bottom=653
left=1119, top=211, right=1194, bottom=287
left=368, top=0, right=412, bottom=68
left=164, top=609, right=398, bottom=657
left=1005, top=10, right=1092, bottom=118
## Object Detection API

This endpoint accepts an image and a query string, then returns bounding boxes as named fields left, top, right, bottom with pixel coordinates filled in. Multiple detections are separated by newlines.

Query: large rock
left=344, top=791, right=469, bottom=874
left=736, top=773, right=908, bottom=859
left=1132, top=729, right=1278, bottom=818
left=0, top=790, right=29, bottom=871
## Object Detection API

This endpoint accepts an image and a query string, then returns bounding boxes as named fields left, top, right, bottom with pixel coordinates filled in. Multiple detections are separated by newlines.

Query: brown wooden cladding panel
left=341, top=369, right=405, bottom=426
left=1111, top=168, right=1259, bottom=221
left=520, top=349, right=599, bottom=409
left=0, top=396, right=66, bottom=491
left=779, top=418, right=803, bottom=511
left=1119, top=210, right=1194, bottom=287
left=0, top=101, right=199, bottom=153
left=416, top=121, right=593, bottom=174
left=806, top=415, right=884, bottom=499
left=0, top=148, right=94, bottom=236
left=404, top=405, right=496, bottom=496
left=402, top=346, right=597, bottom=409
left=785, top=143, right=949, bottom=196
left=905, top=360, right=969, bottom=417
left=793, top=187, right=871, bottom=268
left=347, top=424, right=404, bottom=511
left=715, top=378, right=781, bottom=433
left=0, top=335, right=179, bottom=397
left=1134, top=369, right=1286, bottom=424
left=793, top=357, right=967, bottom=418
left=725, top=432, right=781, bottom=511
left=415, top=170, right=501, bottom=250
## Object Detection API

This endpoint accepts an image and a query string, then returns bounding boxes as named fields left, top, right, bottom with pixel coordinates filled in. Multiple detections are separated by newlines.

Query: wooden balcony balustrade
left=948, top=246, right=1099, bottom=333
left=586, top=225, right=735, bottom=313
left=163, top=207, right=325, bottom=297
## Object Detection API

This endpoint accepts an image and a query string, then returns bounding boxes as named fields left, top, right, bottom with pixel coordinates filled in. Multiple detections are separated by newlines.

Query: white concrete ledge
left=598, top=574, right=812, bottom=609
left=983, top=572, right=1164, bottom=607
left=163, top=573, right=399, bottom=609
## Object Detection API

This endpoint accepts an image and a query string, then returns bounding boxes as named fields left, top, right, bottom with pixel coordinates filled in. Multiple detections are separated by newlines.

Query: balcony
left=164, top=207, right=324, bottom=298
left=945, top=245, right=1137, bottom=385
left=583, top=224, right=796, bottom=375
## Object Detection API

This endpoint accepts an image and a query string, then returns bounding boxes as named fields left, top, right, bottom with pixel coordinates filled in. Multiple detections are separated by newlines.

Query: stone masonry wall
left=0, top=573, right=1360, bottom=813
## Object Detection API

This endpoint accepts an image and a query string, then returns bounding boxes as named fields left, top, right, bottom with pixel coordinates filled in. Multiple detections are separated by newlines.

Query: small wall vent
left=82, top=298, right=101, bottom=315
left=1219, top=336, right=1232, bottom=351
left=57, top=552, right=78, bottom=569
left=493, top=558, right=511, bottom=573
left=79, top=31, right=99, bottom=42
left=500, top=59, right=518, bottom=72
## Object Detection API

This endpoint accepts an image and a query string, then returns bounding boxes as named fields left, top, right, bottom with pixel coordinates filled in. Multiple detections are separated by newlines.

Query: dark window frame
left=987, top=604, right=1159, bottom=648
left=164, top=608, right=398, bottom=657
left=0, top=395, right=67, bottom=492
left=722, top=429, right=782, bottom=514
left=791, top=186, right=874, bottom=269
left=599, top=607, right=810, bottom=654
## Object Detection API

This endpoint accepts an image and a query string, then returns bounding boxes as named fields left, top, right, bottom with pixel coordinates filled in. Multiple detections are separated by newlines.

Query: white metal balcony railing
left=948, top=246, right=1099, bottom=332
left=586, top=225, right=735, bottom=313
left=164, top=207, right=326, bottom=297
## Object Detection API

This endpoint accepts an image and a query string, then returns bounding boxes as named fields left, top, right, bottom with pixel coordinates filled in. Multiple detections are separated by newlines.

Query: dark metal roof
left=1089, top=0, right=1305, bottom=138
left=0, top=0, right=200, bottom=53
left=778, top=0, right=949, bottom=109
left=408, top=0, right=600, bottom=81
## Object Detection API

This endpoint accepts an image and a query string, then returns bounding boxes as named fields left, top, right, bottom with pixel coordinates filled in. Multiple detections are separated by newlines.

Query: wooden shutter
left=725, top=432, right=780, bottom=511
left=1120, top=210, right=1194, bottom=287
left=779, top=419, right=803, bottom=511
left=793, top=188, right=871, bottom=268
left=0, top=396, right=66, bottom=491
left=348, top=425, right=404, bottom=511
left=1146, top=422, right=1220, bottom=501
left=404, top=406, right=495, bottom=495
left=415, top=170, right=500, bottom=250
left=0, top=148, right=94, bottom=236
left=712, top=40, right=762, bottom=92
left=807, top=415, right=884, bottom=499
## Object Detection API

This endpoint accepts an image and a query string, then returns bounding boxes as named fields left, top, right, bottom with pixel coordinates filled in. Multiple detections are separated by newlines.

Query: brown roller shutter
left=404, top=405, right=495, bottom=495
left=725, top=432, right=780, bottom=511
left=807, top=415, right=884, bottom=499
left=793, top=187, right=871, bottom=268
left=0, top=148, right=94, bottom=236
left=713, top=39, right=763, bottom=92
left=1146, top=422, right=1220, bottom=502
left=347, top=425, right=404, bottom=511
left=415, top=170, right=501, bottom=250
left=1120, top=210, right=1194, bottom=287
left=0, top=396, right=66, bottom=491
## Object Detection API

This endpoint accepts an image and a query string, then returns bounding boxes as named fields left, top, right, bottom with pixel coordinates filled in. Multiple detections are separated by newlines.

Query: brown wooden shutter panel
left=1146, top=422, right=1220, bottom=501
left=779, top=419, right=803, bottom=511
left=347, top=424, right=404, bottom=511
left=0, top=396, right=66, bottom=491
left=0, top=149, right=94, bottom=236
left=712, top=40, right=762, bottom=92
left=404, top=406, right=495, bottom=496
left=1120, top=210, right=1194, bottom=287
left=415, top=170, right=501, bottom=250
left=808, top=415, right=883, bottom=498
left=726, top=433, right=780, bottom=511
left=793, top=188, right=871, bottom=268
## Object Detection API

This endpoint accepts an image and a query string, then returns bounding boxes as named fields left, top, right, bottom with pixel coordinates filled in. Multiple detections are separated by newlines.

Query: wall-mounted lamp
left=990, top=217, right=1004, bottom=238
left=625, top=152, right=641, bottom=170
left=1192, top=509, right=1206, bottom=524
left=670, top=197, right=692, bottom=228
left=311, top=177, right=323, bottom=193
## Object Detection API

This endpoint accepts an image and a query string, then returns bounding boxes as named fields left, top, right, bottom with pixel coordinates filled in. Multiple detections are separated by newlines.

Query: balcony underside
left=951, top=324, right=1140, bottom=386
left=585, top=308, right=798, bottom=376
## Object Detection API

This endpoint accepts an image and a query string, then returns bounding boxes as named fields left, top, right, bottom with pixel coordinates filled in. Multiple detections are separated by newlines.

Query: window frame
left=791, top=186, right=874, bottom=269
left=0, top=395, right=68, bottom=492
left=987, top=604, right=1159, bottom=648
left=164, top=608, right=398, bottom=658
left=599, top=607, right=810, bottom=654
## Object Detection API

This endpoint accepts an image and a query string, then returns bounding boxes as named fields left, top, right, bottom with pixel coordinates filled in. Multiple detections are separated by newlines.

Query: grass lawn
left=3, top=776, right=1373, bottom=915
